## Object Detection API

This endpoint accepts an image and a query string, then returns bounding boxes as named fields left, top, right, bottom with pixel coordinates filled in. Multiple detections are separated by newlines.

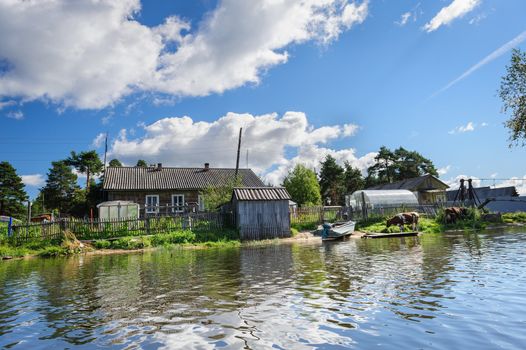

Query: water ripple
left=1, top=231, right=526, bottom=349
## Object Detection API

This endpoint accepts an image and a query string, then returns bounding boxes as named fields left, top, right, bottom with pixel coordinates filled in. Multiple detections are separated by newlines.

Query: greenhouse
left=97, top=201, right=140, bottom=220
left=346, top=190, right=419, bottom=210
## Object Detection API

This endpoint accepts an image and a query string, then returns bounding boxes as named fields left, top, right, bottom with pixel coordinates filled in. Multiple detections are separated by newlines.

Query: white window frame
left=198, top=195, right=205, bottom=211
left=172, top=194, right=185, bottom=213
left=145, top=195, right=159, bottom=214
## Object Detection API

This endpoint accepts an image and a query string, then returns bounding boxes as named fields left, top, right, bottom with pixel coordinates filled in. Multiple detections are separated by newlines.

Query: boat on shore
left=319, top=220, right=356, bottom=241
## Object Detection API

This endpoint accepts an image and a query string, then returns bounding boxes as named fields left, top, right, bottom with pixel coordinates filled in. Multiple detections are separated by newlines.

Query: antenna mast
left=235, top=128, right=242, bottom=180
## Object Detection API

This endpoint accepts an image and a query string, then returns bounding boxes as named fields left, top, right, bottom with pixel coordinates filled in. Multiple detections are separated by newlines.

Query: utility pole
left=103, top=132, right=108, bottom=173
left=235, top=128, right=242, bottom=180
left=246, top=149, right=249, bottom=169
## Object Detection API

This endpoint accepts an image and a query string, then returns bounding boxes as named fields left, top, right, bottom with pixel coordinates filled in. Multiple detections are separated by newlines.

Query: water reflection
left=1, top=231, right=526, bottom=349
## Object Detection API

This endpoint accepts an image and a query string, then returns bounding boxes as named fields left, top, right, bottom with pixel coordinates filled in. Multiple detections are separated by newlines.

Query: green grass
left=0, top=245, right=33, bottom=258
left=38, top=246, right=70, bottom=257
left=356, top=208, right=499, bottom=234
left=0, top=240, right=72, bottom=259
left=90, top=229, right=240, bottom=251
left=502, top=212, right=526, bottom=224
left=291, top=222, right=318, bottom=231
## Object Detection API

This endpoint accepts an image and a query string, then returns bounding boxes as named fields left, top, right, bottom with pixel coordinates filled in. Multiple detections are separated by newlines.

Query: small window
left=172, top=194, right=185, bottom=213
left=145, top=195, right=159, bottom=214
left=198, top=195, right=205, bottom=211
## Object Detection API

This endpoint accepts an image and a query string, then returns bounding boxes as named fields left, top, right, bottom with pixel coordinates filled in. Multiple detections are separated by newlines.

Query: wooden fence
left=289, top=206, right=345, bottom=229
left=8, top=212, right=233, bottom=244
left=289, top=204, right=441, bottom=229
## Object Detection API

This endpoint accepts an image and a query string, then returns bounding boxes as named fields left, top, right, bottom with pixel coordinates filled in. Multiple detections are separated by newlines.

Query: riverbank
left=3, top=211, right=526, bottom=260
left=0, top=228, right=323, bottom=260
left=356, top=211, right=526, bottom=234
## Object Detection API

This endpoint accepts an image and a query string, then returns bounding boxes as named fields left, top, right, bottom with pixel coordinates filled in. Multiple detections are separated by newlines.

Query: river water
left=1, top=230, right=526, bottom=349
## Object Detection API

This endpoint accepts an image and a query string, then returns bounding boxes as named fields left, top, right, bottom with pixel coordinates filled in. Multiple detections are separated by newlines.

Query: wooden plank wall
left=236, top=200, right=291, bottom=240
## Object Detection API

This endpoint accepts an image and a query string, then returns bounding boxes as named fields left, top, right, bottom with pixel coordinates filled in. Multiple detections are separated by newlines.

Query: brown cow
left=443, top=207, right=468, bottom=224
left=386, top=212, right=419, bottom=231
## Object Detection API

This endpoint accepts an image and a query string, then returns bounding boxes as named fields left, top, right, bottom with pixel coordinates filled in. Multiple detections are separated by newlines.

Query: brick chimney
left=204, top=163, right=210, bottom=171
left=157, top=163, right=162, bottom=170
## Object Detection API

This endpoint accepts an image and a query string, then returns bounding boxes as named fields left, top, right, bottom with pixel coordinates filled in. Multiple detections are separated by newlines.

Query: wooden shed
left=232, top=187, right=292, bottom=240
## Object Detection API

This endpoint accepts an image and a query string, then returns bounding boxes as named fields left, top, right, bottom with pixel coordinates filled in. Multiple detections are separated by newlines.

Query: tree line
left=0, top=154, right=149, bottom=220
left=283, top=146, right=438, bottom=207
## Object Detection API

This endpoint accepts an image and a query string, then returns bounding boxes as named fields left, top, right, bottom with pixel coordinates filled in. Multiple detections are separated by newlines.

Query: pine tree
left=318, top=155, right=345, bottom=205
left=0, top=161, right=27, bottom=218
left=136, top=159, right=148, bottom=167
left=65, top=150, right=103, bottom=191
left=41, top=161, right=81, bottom=214
left=343, top=162, right=365, bottom=195
left=108, top=159, right=123, bottom=167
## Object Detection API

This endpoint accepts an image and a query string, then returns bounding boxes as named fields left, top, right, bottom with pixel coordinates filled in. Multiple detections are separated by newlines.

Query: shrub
left=111, top=237, right=139, bottom=250
left=291, top=222, right=318, bottom=231
left=93, top=239, right=111, bottom=249
left=38, top=246, right=68, bottom=257
left=151, top=230, right=196, bottom=246
left=0, top=245, right=30, bottom=258
left=195, top=229, right=237, bottom=242
left=110, top=236, right=152, bottom=250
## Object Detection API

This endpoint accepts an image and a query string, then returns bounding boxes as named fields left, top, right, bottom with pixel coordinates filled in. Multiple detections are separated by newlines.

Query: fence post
left=60, top=219, right=66, bottom=234
left=145, top=217, right=150, bottom=235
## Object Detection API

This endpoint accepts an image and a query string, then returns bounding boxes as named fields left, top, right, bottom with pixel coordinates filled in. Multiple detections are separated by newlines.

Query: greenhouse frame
left=97, top=201, right=140, bottom=220
left=346, top=190, right=419, bottom=210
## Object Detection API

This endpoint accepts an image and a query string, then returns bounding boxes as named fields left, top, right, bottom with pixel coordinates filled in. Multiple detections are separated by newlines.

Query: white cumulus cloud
left=423, top=0, right=480, bottom=32
left=437, top=165, right=451, bottom=176
left=448, top=121, right=475, bottom=134
left=107, top=111, right=374, bottom=185
left=495, top=176, right=526, bottom=195
left=0, top=0, right=368, bottom=110
left=0, top=100, right=16, bottom=110
left=92, top=133, right=106, bottom=148
left=445, top=175, right=481, bottom=189
left=5, top=110, right=23, bottom=120
left=21, top=174, right=45, bottom=187
left=396, top=12, right=412, bottom=26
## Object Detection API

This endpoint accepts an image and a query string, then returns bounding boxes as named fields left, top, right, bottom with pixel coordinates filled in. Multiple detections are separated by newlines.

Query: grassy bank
left=91, top=229, right=240, bottom=251
left=1, top=228, right=241, bottom=259
left=357, top=210, right=526, bottom=234
left=0, top=231, right=85, bottom=259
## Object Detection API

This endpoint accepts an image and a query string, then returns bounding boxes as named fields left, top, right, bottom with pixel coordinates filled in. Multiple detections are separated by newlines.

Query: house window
left=198, top=195, right=205, bottom=211
left=145, top=195, right=159, bottom=214
left=172, top=194, right=185, bottom=213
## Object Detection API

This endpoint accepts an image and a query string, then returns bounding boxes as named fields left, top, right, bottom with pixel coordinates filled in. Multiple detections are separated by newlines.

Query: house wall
left=107, top=190, right=201, bottom=210
left=414, top=177, right=448, bottom=205
left=418, top=191, right=447, bottom=205
left=235, top=200, right=291, bottom=240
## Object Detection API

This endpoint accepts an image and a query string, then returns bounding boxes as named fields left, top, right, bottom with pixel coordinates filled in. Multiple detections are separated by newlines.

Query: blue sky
left=1, top=0, right=526, bottom=198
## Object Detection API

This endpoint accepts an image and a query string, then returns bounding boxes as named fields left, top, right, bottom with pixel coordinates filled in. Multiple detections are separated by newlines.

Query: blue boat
left=320, top=220, right=356, bottom=241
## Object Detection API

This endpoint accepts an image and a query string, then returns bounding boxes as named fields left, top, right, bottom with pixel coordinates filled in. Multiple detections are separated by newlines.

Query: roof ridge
left=106, top=166, right=254, bottom=170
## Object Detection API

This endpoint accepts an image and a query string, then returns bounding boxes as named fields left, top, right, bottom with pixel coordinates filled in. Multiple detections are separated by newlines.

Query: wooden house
left=102, top=163, right=265, bottom=215
left=232, top=187, right=292, bottom=240
left=366, top=174, right=449, bottom=205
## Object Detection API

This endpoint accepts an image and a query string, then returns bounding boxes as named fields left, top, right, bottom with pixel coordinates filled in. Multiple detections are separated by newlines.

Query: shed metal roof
left=103, top=166, right=265, bottom=190
left=232, top=187, right=291, bottom=201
